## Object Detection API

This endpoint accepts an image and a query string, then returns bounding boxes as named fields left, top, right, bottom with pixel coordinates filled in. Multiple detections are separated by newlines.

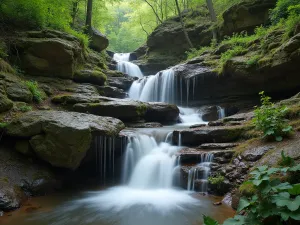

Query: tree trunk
left=174, top=0, right=194, bottom=48
left=71, top=1, right=79, bottom=28
left=85, top=0, right=93, bottom=36
left=144, top=0, right=163, bottom=24
left=206, top=0, right=218, bottom=40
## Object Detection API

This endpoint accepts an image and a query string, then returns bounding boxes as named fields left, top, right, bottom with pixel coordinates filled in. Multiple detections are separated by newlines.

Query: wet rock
left=0, top=210, right=3, bottom=216
left=199, top=143, right=239, bottom=150
left=73, top=98, right=179, bottom=123
left=0, top=143, right=58, bottom=211
left=208, top=121, right=225, bottom=126
left=189, top=124, right=206, bottom=129
left=90, top=28, right=109, bottom=52
left=242, top=146, right=274, bottom=162
left=223, top=112, right=254, bottom=122
left=173, top=126, right=246, bottom=146
left=208, top=179, right=232, bottom=196
left=145, top=102, right=179, bottom=123
left=96, top=86, right=127, bottom=98
left=231, top=189, right=242, bottom=210
left=126, top=122, right=163, bottom=128
left=201, top=106, right=220, bottom=122
left=0, top=183, right=22, bottom=211
left=6, top=111, right=124, bottom=169
left=74, top=69, right=106, bottom=86
left=107, top=76, right=136, bottom=91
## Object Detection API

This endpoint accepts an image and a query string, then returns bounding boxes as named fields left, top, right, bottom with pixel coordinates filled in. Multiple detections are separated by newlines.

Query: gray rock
left=90, top=28, right=109, bottom=52
left=199, top=143, right=239, bottom=150
left=6, top=111, right=124, bottom=169
left=242, top=146, right=274, bottom=161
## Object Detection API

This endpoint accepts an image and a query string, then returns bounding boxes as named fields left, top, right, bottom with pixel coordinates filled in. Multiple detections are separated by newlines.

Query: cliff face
left=134, top=0, right=277, bottom=75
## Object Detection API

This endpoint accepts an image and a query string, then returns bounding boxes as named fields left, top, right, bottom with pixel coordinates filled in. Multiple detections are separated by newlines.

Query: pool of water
left=0, top=187, right=235, bottom=225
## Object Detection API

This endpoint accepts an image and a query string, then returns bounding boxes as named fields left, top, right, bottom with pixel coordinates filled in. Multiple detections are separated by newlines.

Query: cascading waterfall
left=113, top=53, right=143, bottom=78
left=129, top=69, right=176, bottom=103
left=122, top=133, right=180, bottom=188
left=187, top=153, right=214, bottom=192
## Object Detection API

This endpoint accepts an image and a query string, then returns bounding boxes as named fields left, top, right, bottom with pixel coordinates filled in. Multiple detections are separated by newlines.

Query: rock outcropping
left=7, top=111, right=124, bottom=170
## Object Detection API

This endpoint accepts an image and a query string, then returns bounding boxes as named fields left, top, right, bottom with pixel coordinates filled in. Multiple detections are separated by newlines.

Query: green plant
left=247, top=55, right=261, bottom=67
left=208, top=174, right=224, bottom=188
left=18, top=105, right=32, bottom=112
left=186, top=46, right=211, bottom=60
left=253, top=91, right=293, bottom=141
left=271, top=0, right=300, bottom=24
left=279, top=151, right=295, bottom=167
left=204, top=164, right=300, bottom=225
left=25, top=81, right=43, bottom=103
left=0, top=122, right=8, bottom=129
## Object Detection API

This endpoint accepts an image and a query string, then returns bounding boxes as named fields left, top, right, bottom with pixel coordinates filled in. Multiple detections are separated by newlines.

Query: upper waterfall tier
left=129, top=69, right=176, bottom=103
left=114, top=53, right=143, bottom=78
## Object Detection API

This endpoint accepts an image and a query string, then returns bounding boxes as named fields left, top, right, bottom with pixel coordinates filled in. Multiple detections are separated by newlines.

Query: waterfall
left=113, top=53, right=143, bottom=78
left=187, top=153, right=214, bottom=192
left=129, top=68, right=176, bottom=103
left=122, top=133, right=180, bottom=189
left=218, top=106, right=226, bottom=119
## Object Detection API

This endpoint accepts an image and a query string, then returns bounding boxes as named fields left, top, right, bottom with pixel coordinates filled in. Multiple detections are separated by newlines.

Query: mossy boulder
left=74, top=69, right=107, bottom=86
left=6, top=111, right=124, bottom=169
left=0, top=93, right=13, bottom=113
left=14, top=30, right=83, bottom=79
left=90, top=28, right=109, bottom=52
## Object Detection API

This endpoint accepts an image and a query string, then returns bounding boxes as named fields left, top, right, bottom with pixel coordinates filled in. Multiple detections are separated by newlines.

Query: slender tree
left=85, top=0, right=93, bottom=35
left=174, top=0, right=193, bottom=48
left=206, top=0, right=218, bottom=40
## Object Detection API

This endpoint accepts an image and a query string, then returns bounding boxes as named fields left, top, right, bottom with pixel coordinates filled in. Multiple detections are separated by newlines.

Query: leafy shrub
left=284, top=4, right=300, bottom=37
left=186, top=46, right=212, bottom=60
left=253, top=91, right=293, bottom=141
left=25, top=81, right=43, bottom=103
left=204, top=164, right=300, bottom=225
left=220, top=46, right=247, bottom=65
left=271, top=0, right=300, bottom=24
left=0, top=122, right=8, bottom=129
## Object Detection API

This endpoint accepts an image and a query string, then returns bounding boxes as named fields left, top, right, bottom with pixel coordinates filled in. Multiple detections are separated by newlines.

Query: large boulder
left=145, top=102, right=179, bottom=123
left=6, top=111, right=124, bottom=170
left=220, top=0, right=277, bottom=36
left=74, top=69, right=107, bottom=86
left=90, top=28, right=109, bottom=52
left=14, top=30, right=84, bottom=79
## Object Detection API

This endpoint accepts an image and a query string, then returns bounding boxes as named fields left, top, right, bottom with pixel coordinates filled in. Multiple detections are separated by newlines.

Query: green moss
left=0, top=58, right=15, bottom=74
left=0, top=122, right=8, bottom=129
left=239, top=182, right=256, bottom=197
left=233, top=138, right=259, bottom=157
left=0, top=177, right=9, bottom=183
left=208, top=174, right=224, bottom=185
left=246, top=55, right=261, bottom=67
left=136, top=103, right=148, bottom=116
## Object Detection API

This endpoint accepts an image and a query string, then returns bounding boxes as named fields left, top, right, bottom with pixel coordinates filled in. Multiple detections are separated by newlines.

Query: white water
left=187, top=153, right=214, bottom=192
left=129, top=68, right=176, bottom=103
left=113, top=53, right=143, bottom=78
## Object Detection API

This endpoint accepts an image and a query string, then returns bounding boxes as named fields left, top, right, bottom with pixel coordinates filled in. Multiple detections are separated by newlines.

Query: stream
left=1, top=53, right=234, bottom=225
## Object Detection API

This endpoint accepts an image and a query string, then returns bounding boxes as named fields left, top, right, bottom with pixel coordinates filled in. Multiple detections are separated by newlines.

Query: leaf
left=275, top=136, right=283, bottom=142
left=257, top=166, right=268, bottom=172
left=252, top=179, right=263, bottom=186
left=289, top=184, right=300, bottom=195
left=265, top=129, right=274, bottom=135
left=274, top=192, right=300, bottom=211
left=237, top=197, right=250, bottom=212
left=282, top=126, right=292, bottom=132
left=223, top=216, right=245, bottom=225
left=273, top=182, right=293, bottom=191
left=267, top=168, right=280, bottom=175
left=203, top=215, right=220, bottom=225
left=289, top=164, right=300, bottom=172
